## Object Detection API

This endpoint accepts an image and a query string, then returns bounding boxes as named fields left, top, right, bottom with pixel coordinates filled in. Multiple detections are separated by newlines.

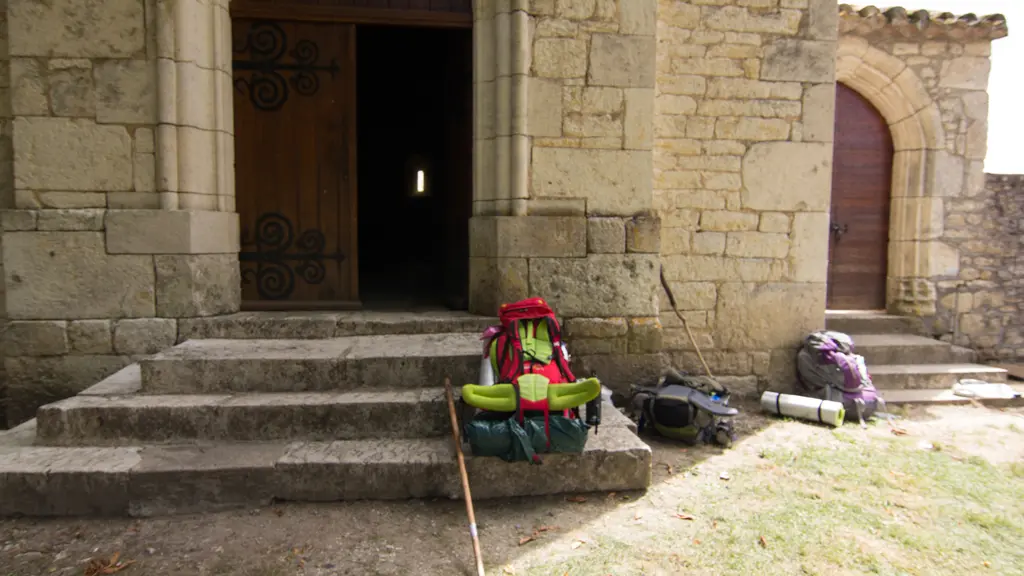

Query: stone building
left=0, top=0, right=1014, bottom=431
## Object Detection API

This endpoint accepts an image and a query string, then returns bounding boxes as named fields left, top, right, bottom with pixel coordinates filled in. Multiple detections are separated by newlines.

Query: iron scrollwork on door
left=232, top=21, right=339, bottom=111
left=240, top=213, right=346, bottom=300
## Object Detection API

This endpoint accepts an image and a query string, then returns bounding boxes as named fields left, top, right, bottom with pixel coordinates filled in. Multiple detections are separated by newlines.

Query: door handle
left=830, top=222, right=849, bottom=241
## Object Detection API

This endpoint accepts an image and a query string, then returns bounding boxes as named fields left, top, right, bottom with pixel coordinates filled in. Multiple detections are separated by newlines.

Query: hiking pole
left=444, top=376, right=486, bottom=576
left=660, top=267, right=714, bottom=380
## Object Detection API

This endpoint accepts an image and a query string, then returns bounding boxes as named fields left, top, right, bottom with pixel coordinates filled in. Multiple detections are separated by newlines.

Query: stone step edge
left=846, top=333, right=950, bottom=347
left=36, top=386, right=636, bottom=444
left=178, top=311, right=499, bottom=340
left=882, top=385, right=1024, bottom=406
left=0, top=427, right=652, bottom=517
left=147, top=332, right=486, bottom=362
left=868, top=363, right=1008, bottom=376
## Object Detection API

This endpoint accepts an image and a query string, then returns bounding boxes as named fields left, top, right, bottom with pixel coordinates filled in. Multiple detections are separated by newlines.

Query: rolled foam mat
left=760, top=391, right=846, bottom=428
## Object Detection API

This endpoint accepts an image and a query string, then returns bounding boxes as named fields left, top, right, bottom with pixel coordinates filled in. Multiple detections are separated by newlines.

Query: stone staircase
left=824, top=311, right=1015, bottom=404
left=0, top=312, right=651, bottom=517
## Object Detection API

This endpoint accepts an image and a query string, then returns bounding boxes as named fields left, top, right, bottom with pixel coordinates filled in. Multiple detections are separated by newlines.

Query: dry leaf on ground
left=84, top=552, right=136, bottom=576
left=675, top=513, right=695, bottom=521
left=571, top=540, right=585, bottom=550
left=518, top=535, right=535, bottom=546
left=759, top=535, right=768, bottom=548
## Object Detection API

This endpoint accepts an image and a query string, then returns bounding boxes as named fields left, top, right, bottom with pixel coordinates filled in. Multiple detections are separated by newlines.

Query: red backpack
left=485, top=297, right=575, bottom=387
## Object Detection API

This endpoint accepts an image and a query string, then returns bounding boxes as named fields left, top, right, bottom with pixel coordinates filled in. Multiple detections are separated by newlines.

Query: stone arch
left=833, top=36, right=954, bottom=316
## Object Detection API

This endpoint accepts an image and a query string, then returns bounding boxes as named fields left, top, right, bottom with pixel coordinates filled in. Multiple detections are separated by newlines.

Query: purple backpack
left=796, top=331, right=888, bottom=426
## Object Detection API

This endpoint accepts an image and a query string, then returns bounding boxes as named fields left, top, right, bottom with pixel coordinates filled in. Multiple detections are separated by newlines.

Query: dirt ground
left=2, top=401, right=1023, bottom=576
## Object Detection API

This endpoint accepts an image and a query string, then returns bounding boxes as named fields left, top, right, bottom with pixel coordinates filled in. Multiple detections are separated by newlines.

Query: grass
left=518, top=430, right=1024, bottom=576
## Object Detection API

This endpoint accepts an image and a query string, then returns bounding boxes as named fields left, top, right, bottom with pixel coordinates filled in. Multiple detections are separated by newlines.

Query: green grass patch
left=519, top=434, right=1024, bottom=576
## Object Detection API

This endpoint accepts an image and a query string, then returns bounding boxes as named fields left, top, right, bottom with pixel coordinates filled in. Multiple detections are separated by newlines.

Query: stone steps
left=851, top=333, right=977, bottom=365
left=36, top=388, right=451, bottom=445
left=869, top=364, right=1008, bottom=390
left=177, top=310, right=498, bottom=341
left=140, top=333, right=483, bottom=394
left=825, top=311, right=924, bottom=335
left=882, top=384, right=1024, bottom=406
left=0, top=425, right=651, bottom=517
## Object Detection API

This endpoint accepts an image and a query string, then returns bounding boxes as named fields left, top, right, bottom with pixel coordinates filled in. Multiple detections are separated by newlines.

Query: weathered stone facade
left=0, top=0, right=1015, bottom=427
left=652, top=0, right=837, bottom=393
left=0, top=0, right=240, bottom=425
left=935, top=174, right=1024, bottom=360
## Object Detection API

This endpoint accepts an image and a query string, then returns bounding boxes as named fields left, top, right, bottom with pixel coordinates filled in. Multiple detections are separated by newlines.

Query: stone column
left=0, top=0, right=239, bottom=425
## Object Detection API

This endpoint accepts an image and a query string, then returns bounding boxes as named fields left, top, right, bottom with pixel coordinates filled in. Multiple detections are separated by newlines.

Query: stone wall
left=651, top=0, right=837, bottom=392
left=936, top=174, right=1024, bottom=361
left=0, top=0, right=240, bottom=426
left=469, top=0, right=666, bottom=389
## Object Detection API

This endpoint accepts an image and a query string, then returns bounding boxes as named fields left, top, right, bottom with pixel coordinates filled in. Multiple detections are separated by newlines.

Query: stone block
left=715, top=117, right=790, bottom=141
left=36, top=209, right=105, bottom=231
left=570, top=353, right=666, bottom=394
left=469, top=258, right=529, bottom=316
left=93, top=59, right=155, bottom=124
left=133, top=152, right=156, bottom=192
left=741, top=142, right=831, bottom=211
left=105, top=210, right=240, bottom=254
left=565, top=317, right=628, bottom=339
left=531, top=148, right=653, bottom=216
left=661, top=281, right=717, bottom=310
left=533, top=38, right=588, bottom=78
left=470, top=216, right=586, bottom=258
left=707, top=78, right=803, bottom=100
left=627, top=317, right=662, bottom=354
left=700, top=210, right=758, bottom=232
left=704, top=6, right=802, bottom=35
left=527, top=77, right=563, bottom=137
left=9, top=0, right=145, bottom=58
left=49, top=61, right=95, bottom=117
left=809, top=0, right=838, bottom=40
left=939, top=57, right=991, bottom=90
left=761, top=39, right=835, bottom=83
left=113, top=318, right=177, bottom=355
left=588, top=34, right=655, bottom=88
left=13, top=118, right=132, bottom=191
left=658, top=75, right=707, bottom=96
left=716, top=282, right=825, bottom=350
left=692, top=231, right=726, bottom=254
left=662, top=255, right=787, bottom=282
left=726, top=232, right=790, bottom=259
left=155, top=254, right=241, bottom=318
left=1, top=321, right=69, bottom=357
left=926, top=150, right=964, bottom=198
left=626, top=214, right=660, bottom=253
left=10, top=59, right=48, bottom=115
left=660, top=0, right=700, bottom=28
left=569, top=337, right=627, bottom=355
left=4, top=355, right=131, bottom=425
left=623, top=88, right=654, bottom=150
left=587, top=217, right=625, bottom=254
left=1, top=210, right=38, bottom=231
left=788, top=212, right=828, bottom=282
left=961, top=92, right=988, bottom=122
left=529, top=254, right=659, bottom=316
left=68, top=320, right=113, bottom=354
left=15, top=191, right=108, bottom=210
left=3, top=232, right=155, bottom=320
left=620, top=0, right=656, bottom=35
left=802, top=83, right=836, bottom=143
left=759, top=212, right=791, bottom=233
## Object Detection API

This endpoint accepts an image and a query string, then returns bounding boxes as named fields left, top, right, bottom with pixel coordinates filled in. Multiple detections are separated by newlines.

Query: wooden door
left=233, top=19, right=358, bottom=308
left=827, top=83, right=893, bottom=311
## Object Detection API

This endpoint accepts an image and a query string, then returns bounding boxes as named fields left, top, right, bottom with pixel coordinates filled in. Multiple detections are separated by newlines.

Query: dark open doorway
left=356, top=26, right=473, bottom=310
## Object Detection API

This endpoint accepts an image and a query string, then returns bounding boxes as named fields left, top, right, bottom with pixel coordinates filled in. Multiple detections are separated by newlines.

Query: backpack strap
left=541, top=316, right=576, bottom=382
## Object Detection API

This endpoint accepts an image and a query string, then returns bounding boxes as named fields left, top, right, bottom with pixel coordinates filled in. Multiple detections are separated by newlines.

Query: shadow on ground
left=4, top=402, right=1022, bottom=576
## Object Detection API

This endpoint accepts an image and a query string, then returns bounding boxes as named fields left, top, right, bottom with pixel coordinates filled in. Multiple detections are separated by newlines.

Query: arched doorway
left=827, top=83, right=894, bottom=311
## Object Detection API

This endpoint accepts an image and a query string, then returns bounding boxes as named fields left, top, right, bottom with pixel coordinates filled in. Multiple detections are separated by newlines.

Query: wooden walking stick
left=444, top=376, right=486, bottom=576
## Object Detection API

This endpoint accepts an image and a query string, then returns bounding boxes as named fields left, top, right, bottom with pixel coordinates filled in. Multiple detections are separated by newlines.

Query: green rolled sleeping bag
left=461, top=377, right=602, bottom=412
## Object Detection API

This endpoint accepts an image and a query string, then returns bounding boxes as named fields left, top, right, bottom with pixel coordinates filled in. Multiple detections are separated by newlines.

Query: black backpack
left=629, top=369, right=739, bottom=447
